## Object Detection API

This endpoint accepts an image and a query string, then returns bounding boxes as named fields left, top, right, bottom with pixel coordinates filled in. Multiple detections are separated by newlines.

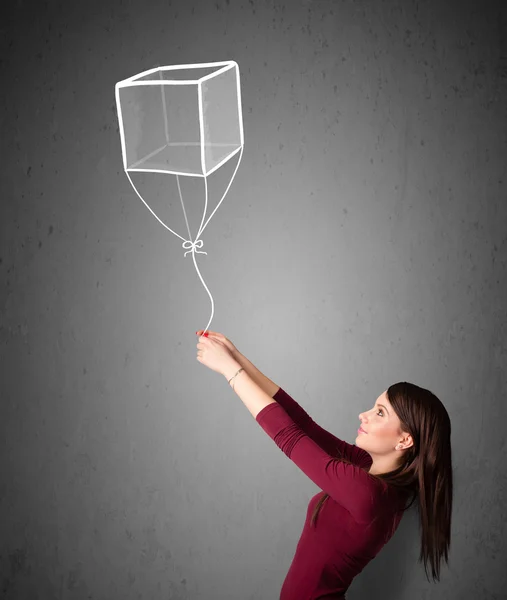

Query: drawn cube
left=115, top=61, right=243, bottom=177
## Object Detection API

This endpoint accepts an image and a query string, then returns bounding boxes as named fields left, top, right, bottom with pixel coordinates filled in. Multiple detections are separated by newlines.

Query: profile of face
left=356, top=391, right=413, bottom=471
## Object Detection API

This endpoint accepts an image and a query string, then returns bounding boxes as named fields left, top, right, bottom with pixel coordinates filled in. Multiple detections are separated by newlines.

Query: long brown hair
left=310, top=381, right=453, bottom=583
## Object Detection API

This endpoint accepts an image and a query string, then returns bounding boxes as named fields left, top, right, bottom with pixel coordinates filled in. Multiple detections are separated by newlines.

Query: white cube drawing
left=115, top=61, right=244, bottom=178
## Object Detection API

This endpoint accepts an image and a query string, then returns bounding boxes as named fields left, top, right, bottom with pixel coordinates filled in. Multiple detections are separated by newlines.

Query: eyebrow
left=377, top=403, right=390, bottom=416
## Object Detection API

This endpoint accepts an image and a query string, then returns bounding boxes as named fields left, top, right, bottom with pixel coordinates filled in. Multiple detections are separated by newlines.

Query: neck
left=367, top=454, right=400, bottom=476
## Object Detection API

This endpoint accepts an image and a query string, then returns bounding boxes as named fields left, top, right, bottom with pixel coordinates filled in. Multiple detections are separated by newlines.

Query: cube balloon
left=115, top=61, right=244, bottom=177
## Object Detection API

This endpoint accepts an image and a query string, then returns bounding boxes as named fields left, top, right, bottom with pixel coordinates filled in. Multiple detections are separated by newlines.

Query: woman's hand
left=196, top=334, right=238, bottom=377
left=195, top=330, right=239, bottom=357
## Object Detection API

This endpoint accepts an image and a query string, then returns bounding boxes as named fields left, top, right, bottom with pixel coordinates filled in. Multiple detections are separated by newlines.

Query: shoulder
left=325, top=458, right=387, bottom=522
left=350, top=471, right=392, bottom=523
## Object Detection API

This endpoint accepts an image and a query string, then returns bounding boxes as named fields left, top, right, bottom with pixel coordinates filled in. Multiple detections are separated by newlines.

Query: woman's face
left=356, top=391, right=411, bottom=454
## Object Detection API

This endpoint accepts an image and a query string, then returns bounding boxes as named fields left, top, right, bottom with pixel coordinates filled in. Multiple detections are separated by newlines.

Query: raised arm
left=234, top=351, right=370, bottom=469
left=233, top=351, right=280, bottom=398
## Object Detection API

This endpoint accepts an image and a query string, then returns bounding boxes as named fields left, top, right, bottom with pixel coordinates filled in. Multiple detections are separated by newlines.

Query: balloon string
left=124, top=145, right=243, bottom=335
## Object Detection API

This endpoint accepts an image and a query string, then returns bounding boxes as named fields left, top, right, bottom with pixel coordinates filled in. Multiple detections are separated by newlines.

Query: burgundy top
left=255, top=387, right=406, bottom=600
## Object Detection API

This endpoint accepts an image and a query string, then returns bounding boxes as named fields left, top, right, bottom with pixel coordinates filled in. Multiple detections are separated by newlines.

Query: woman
left=196, top=330, right=453, bottom=600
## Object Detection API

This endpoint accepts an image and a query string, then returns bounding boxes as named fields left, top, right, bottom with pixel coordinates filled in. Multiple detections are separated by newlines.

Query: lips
left=358, top=426, right=367, bottom=434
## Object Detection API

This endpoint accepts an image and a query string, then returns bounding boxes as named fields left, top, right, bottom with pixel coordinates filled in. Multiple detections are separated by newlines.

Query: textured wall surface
left=1, top=0, right=506, bottom=598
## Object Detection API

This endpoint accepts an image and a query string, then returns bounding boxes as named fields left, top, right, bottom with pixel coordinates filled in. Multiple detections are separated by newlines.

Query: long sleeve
left=256, top=401, right=383, bottom=523
left=272, top=387, right=372, bottom=470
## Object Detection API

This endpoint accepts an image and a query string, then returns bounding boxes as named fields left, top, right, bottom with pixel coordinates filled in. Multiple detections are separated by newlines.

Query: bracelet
left=228, top=367, right=245, bottom=391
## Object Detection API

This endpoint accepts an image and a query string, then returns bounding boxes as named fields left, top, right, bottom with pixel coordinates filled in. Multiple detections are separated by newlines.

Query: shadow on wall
left=348, top=505, right=419, bottom=599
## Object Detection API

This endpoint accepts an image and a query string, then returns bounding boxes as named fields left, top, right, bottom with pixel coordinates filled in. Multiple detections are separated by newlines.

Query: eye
left=376, top=408, right=384, bottom=417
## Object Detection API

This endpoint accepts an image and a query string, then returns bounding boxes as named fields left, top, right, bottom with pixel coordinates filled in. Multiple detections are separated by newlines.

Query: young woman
left=196, top=330, right=453, bottom=599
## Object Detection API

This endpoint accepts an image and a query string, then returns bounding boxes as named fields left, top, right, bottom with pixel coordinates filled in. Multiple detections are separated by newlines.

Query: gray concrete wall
left=1, top=0, right=506, bottom=598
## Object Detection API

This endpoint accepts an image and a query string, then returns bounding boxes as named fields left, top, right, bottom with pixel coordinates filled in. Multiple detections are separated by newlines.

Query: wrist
left=224, top=358, right=243, bottom=382
left=231, top=349, right=243, bottom=364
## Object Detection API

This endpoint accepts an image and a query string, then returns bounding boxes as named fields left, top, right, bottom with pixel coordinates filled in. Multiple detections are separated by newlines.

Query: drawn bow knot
left=182, top=239, right=207, bottom=258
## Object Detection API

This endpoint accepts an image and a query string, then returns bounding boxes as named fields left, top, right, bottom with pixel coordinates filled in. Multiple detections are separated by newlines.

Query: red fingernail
left=204, top=332, right=209, bottom=337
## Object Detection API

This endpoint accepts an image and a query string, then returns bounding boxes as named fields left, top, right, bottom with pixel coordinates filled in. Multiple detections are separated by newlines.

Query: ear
left=402, top=434, right=414, bottom=450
